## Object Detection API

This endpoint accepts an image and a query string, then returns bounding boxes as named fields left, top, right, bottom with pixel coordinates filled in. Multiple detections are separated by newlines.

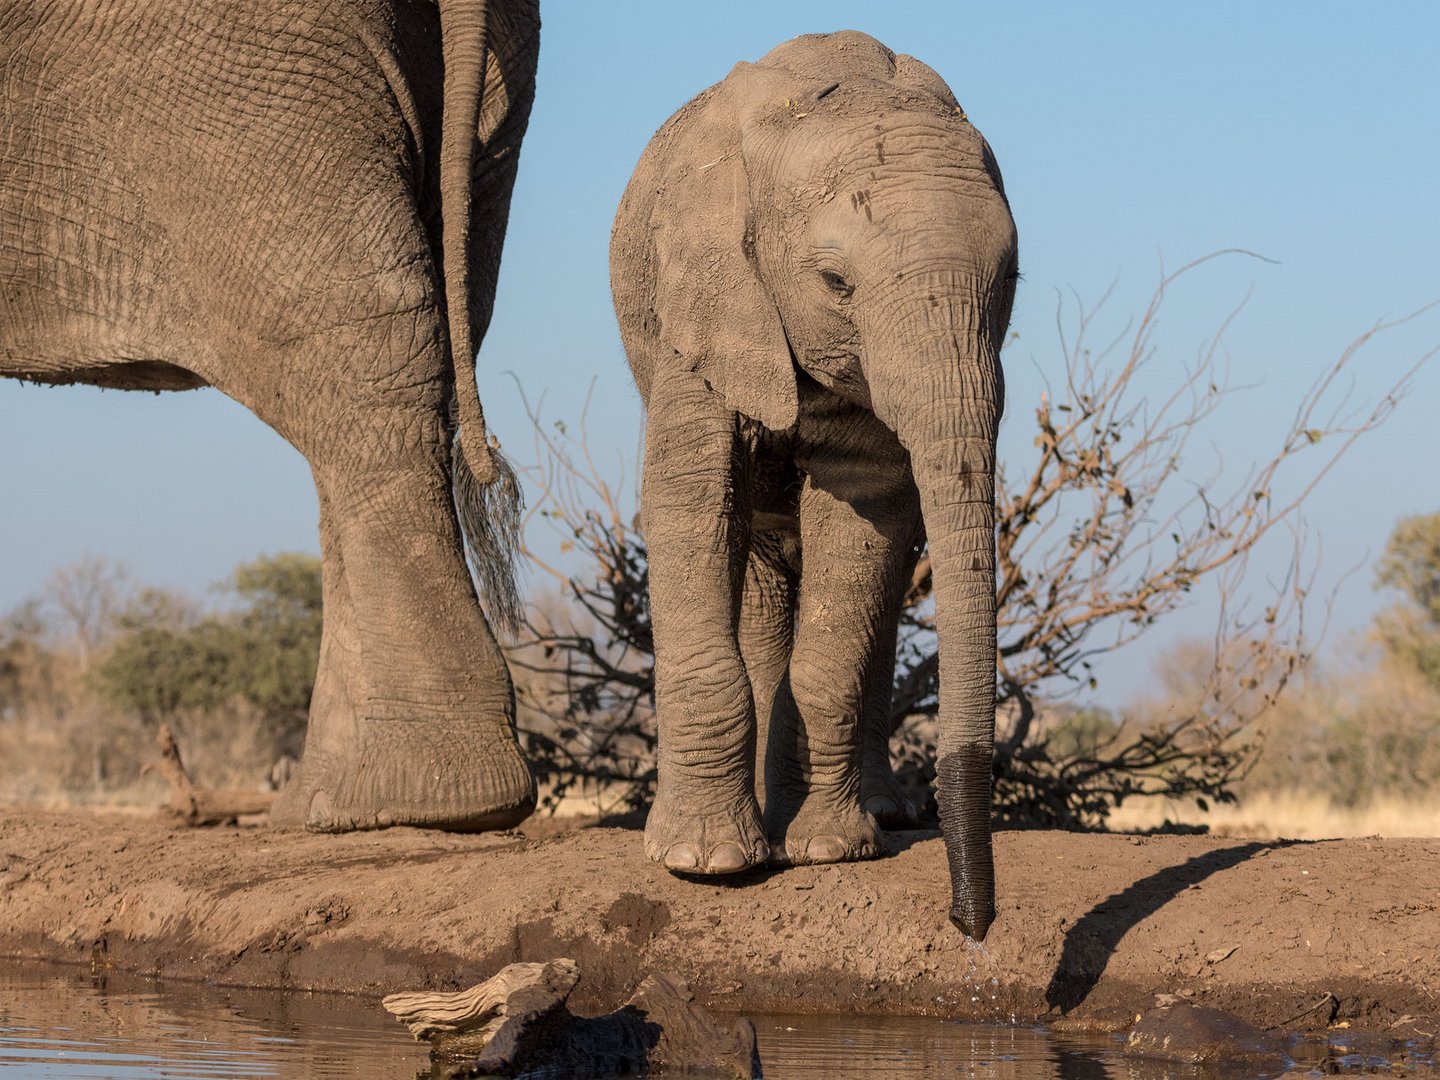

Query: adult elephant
left=611, top=32, right=1017, bottom=940
left=0, top=0, right=540, bottom=832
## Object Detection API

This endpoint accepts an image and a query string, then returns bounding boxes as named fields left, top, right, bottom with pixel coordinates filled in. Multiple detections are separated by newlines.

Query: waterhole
left=0, top=961, right=1423, bottom=1078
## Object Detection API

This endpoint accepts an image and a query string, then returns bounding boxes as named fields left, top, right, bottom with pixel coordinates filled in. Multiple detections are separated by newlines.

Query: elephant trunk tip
left=949, top=901, right=995, bottom=944
left=936, top=749, right=997, bottom=942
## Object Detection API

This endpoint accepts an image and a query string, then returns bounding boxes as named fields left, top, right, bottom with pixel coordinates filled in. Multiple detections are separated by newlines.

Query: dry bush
left=0, top=554, right=319, bottom=806
left=1, top=595, right=165, bottom=807
left=0, top=560, right=153, bottom=805
left=1257, top=656, right=1440, bottom=808
left=1102, top=508, right=1440, bottom=832
left=507, top=404, right=655, bottom=817
left=1106, top=789, right=1440, bottom=840
left=894, top=255, right=1432, bottom=826
left=1233, top=510, right=1440, bottom=812
left=1241, top=647, right=1440, bottom=811
left=512, top=256, right=1434, bottom=828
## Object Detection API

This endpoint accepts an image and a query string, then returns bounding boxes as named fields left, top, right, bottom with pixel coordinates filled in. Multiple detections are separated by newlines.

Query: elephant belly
left=747, top=425, right=803, bottom=535
left=0, top=52, right=168, bottom=383
left=0, top=0, right=431, bottom=400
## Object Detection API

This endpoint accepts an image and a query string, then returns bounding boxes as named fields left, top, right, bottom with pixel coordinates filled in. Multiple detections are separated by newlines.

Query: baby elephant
left=611, top=31, right=1017, bottom=940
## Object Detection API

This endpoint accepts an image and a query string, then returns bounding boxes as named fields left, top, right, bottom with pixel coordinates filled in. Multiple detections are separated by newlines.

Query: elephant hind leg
left=860, top=539, right=923, bottom=829
left=764, top=400, right=920, bottom=865
left=738, top=526, right=799, bottom=813
left=270, top=380, right=534, bottom=833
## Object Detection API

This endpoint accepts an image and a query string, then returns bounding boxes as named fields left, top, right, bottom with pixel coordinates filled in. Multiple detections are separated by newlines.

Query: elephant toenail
left=306, top=791, right=333, bottom=829
left=805, top=836, right=848, bottom=863
left=664, top=843, right=701, bottom=870
left=863, top=795, right=897, bottom=818
left=707, top=842, right=753, bottom=873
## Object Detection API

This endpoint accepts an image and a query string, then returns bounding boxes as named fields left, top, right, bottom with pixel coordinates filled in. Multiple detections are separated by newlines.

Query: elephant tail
left=438, top=0, right=523, bottom=634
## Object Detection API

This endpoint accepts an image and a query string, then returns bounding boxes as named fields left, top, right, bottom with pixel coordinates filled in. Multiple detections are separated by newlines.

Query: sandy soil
left=1, top=809, right=1436, bottom=1041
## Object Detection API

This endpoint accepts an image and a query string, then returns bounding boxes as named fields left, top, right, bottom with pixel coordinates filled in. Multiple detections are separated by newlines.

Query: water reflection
left=743, top=1013, right=1279, bottom=1079
left=1, top=962, right=1296, bottom=1079
left=0, top=963, right=428, bottom=1078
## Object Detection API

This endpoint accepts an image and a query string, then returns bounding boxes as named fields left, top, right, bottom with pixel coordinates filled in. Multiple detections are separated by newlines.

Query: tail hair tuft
left=454, top=438, right=525, bottom=637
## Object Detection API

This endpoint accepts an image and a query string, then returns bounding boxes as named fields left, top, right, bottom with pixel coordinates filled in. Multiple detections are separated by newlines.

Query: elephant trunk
left=870, top=306, right=1000, bottom=942
left=439, top=0, right=496, bottom=484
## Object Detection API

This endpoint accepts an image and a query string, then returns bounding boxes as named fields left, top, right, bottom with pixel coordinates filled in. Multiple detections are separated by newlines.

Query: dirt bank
left=1, top=809, right=1436, bottom=1038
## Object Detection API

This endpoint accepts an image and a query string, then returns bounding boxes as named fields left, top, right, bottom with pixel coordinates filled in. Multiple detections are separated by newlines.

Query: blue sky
left=3, top=2, right=1437, bottom=705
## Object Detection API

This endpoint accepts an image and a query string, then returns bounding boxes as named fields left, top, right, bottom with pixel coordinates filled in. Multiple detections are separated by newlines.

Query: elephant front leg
left=272, top=415, right=534, bottom=833
left=765, top=404, right=920, bottom=865
left=642, top=372, right=767, bottom=875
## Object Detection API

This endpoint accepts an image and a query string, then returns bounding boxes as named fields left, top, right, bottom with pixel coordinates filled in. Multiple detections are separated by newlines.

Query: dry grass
left=0, top=701, right=277, bottom=811
left=1106, top=791, right=1440, bottom=840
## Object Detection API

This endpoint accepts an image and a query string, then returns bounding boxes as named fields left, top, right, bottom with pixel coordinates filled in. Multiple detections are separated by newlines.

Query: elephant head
left=632, top=32, right=1017, bottom=939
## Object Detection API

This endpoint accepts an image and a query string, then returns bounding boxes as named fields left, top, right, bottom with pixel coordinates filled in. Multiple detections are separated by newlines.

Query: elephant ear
left=650, top=64, right=798, bottom=433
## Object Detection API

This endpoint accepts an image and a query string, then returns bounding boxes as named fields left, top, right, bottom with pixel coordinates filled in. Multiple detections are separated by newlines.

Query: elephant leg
left=738, top=526, right=799, bottom=811
left=269, top=342, right=534, bottom=833
left=859, top=537, right=922, bottom=828
left=764, top=399, right=920, bottom=865
left=641, top=366, right=767, bottom=875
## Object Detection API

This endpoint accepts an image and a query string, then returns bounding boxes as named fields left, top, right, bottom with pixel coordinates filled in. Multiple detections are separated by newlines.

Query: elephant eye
left=820, top=269, right=854, bottom=297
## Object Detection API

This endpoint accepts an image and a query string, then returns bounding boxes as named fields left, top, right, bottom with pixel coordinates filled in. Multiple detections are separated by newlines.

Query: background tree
left=41, top=554, right=129, bottom=674
left=224, top=553, right=325, bottom=744
left=92, top=588, right=217, bottom=724
left=93, top=553, right=322, bottom=753
left=1373, top=512, right=1440, bottom=691
left=0, top=600, right=59, bottom=724
left=2, top=552, right=324, bottom=805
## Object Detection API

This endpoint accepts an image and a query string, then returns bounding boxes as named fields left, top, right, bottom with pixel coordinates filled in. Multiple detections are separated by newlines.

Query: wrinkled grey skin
left=0, top=0, right=540, bottom=832
left=611, top=32, right=1016, bottom=940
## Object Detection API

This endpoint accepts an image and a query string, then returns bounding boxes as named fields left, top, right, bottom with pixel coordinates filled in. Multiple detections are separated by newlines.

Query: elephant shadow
left=880, top=828, right=943, bottom=857
left=1045, top=839, right=1301, bottom=1013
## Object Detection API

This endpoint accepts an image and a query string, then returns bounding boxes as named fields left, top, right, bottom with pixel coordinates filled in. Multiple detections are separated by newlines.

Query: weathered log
left=144, top=724, right=273, bottom=827
left=383, top=958, right=760, bottom=1078
left=384, top=958, right=581, bottom=1045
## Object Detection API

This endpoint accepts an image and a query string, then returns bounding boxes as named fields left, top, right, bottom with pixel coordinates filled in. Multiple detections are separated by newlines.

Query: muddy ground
left=1, top=809, right=1436, bottom=1043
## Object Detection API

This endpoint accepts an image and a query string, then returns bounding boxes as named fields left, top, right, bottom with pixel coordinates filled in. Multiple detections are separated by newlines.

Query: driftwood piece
left=144, top=724, right=273, bottom=827
left=383, top=958, right=759, bottom=1078
left=384, top=958, right=581, bottom=1044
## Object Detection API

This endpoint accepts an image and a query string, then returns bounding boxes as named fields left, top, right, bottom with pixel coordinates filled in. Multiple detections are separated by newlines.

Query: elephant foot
left=644, top=785, right=769, bottom=876
left=861, top=771, right=919, bottom=830
left=765, top=795, right=881, bottom=867
left=271, top=721, right=535, bottom=833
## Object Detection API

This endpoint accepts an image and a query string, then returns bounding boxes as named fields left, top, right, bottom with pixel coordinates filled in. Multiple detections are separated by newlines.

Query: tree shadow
left=1045, top=840, right=1299, bottom=1012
